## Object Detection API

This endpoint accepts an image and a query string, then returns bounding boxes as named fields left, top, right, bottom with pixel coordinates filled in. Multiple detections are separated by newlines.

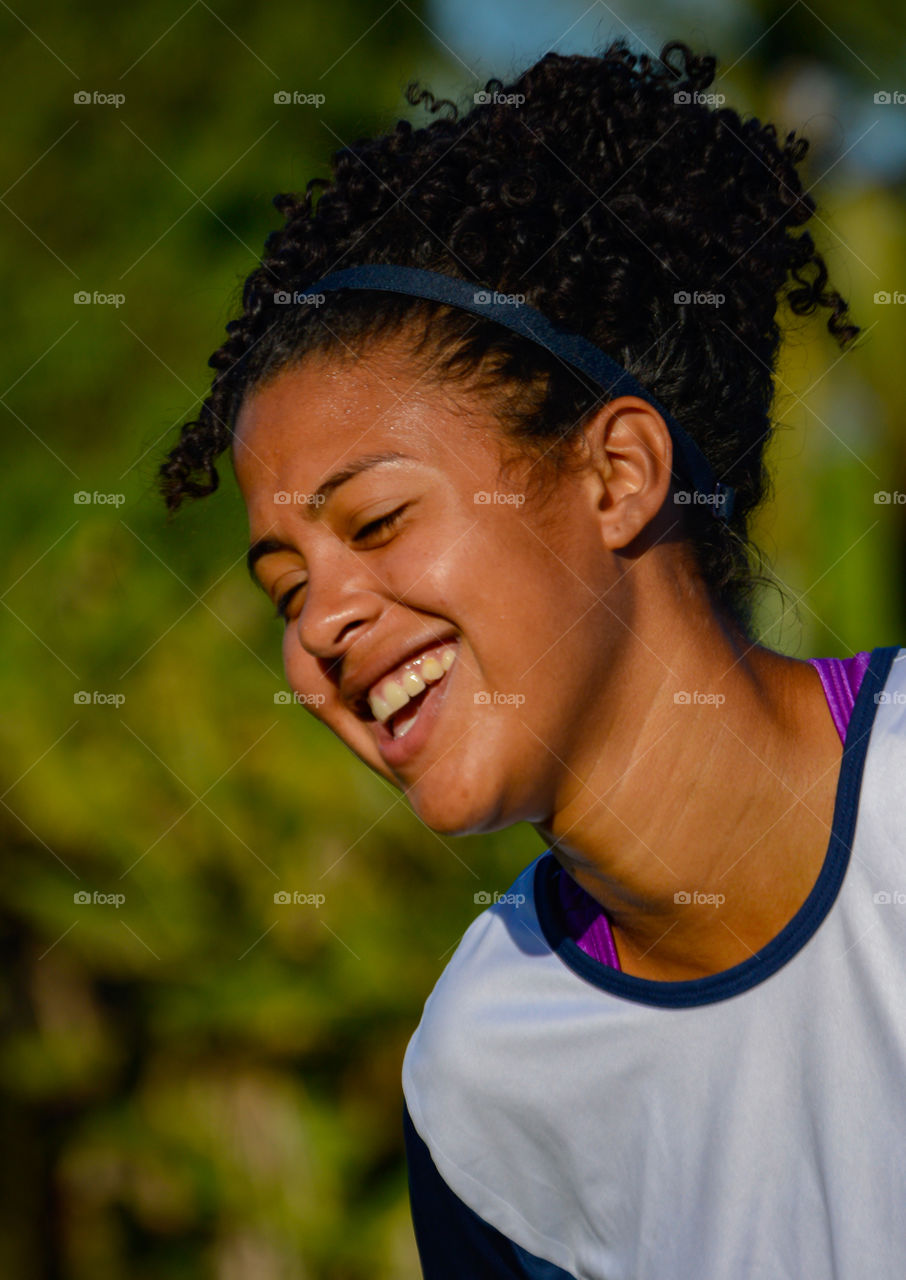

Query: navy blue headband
left=293, top=264, right=735, bottom=521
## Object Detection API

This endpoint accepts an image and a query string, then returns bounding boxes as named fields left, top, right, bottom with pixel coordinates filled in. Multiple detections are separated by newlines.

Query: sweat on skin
left=233, top=339, right=844, bottom=983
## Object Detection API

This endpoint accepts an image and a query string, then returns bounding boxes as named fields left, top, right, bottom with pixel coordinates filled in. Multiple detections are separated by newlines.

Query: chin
left=410, top=805, right=489, bottom=836
left=403, top=763, right=521, bottom=837
left=347, top=719, right=537, bottom=835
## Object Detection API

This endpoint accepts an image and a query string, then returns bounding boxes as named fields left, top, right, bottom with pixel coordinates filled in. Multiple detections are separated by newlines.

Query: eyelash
left=274, top=506, right=407, bottom=622
left=354, top=505, right=406, bottom=543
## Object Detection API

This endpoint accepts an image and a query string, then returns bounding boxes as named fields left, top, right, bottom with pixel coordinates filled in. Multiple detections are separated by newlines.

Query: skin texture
left=233, top=336, right=845, bottom=983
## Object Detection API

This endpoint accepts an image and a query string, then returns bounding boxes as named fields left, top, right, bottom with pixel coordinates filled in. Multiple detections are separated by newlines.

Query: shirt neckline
left=534, top=645, right=899, bottom=1009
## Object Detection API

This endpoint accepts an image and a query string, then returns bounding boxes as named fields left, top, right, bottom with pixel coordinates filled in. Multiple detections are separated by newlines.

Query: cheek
left=356, top=512, right=480, bottom=617
left=465, top=512, right=600, bottom=632
left=282, top=630, right=322, bottom=701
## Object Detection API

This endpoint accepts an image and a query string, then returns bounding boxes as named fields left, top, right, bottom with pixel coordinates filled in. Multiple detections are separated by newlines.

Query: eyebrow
left=246, top=450, right=414, bottom=582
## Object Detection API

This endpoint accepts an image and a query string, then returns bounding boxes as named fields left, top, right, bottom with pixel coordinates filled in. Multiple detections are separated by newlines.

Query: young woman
left=159, top=39, right=906, bottom=1280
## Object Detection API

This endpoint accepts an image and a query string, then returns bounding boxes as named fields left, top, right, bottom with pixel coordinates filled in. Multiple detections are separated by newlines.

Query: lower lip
left=372, top=657, right=456, bottom=768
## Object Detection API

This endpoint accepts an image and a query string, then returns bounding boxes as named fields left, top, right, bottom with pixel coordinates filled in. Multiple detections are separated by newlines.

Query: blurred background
left=1, top=0, right=905, bottom=1275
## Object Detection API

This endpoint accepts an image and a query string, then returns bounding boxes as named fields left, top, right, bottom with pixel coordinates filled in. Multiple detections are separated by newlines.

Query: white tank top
left=403, top=645, right=906, bottom=1279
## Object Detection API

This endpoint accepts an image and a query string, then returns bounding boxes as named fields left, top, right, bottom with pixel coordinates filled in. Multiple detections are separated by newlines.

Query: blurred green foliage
left=1, top=1, right=904, bottom=1277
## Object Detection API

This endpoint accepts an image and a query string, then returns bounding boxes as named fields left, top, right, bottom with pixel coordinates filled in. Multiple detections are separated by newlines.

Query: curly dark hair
left=158, top=37, right=860, bottom=635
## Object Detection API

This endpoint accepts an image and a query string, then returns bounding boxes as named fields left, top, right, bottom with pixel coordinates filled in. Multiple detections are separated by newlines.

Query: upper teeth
left=368, top=645, right=457, bottom=723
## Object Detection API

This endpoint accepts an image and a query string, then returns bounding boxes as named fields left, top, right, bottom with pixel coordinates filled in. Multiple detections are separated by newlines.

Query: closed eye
left=354, top=505, right=407, bottom=543
left=275, top=505, right=409, bottom=624
left=275, top=581, right=306, bottom=621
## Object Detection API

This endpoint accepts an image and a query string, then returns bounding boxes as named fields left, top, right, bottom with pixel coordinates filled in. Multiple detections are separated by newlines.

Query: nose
left=291, top=553, right=385, bottom=662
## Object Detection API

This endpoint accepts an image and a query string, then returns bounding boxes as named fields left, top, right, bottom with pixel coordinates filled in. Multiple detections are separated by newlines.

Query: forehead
left=232, top=343, right=493, bottom=492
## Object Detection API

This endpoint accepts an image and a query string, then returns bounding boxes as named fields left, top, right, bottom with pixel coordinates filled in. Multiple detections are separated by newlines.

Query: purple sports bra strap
left=556, top=861, right=622, bottom=968
left=808, top=651, right=872, bottom=746
left=557, top=651, right=873, bottom=972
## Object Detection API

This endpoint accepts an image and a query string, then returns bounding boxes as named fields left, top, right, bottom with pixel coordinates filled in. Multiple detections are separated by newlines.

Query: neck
left=533, top=608, right=843, bottom=981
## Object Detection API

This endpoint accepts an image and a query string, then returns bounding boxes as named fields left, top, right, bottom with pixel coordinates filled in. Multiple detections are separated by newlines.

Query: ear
left=578, top=395, right=675, bottom=549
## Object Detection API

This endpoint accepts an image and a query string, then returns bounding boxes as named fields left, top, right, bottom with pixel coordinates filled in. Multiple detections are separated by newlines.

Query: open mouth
left=367, top=641, right=457, bottom=741
left=385, top=683, right=433, bottom=739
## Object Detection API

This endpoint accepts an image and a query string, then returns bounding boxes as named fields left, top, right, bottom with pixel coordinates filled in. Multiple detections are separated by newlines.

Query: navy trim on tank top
left=534, top=645, right=900, bottom=1009
left=403, top=1103, right=579, bottom=1279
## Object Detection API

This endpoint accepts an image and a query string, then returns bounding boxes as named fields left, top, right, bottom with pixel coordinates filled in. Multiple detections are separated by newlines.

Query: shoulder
left=407, top=855, right=550, bottom=1051
left=403, top=853, right=577, bottom=1112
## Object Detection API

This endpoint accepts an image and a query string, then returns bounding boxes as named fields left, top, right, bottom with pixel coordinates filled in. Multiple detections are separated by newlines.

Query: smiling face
left=232, top=336, right=663, bottom=835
